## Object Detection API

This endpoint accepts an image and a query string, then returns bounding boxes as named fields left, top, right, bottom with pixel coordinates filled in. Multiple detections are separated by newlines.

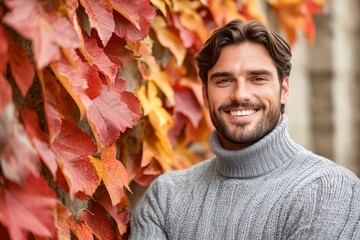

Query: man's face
left=202, top=42, right=289, bottom=150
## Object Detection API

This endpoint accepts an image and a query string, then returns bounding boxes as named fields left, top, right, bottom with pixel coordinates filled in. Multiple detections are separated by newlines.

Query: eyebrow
left=247, top=69, right=274, bottom=77
left=209, top=71, right=233, bottom=81
left=209, top=69, right=274, bottom=81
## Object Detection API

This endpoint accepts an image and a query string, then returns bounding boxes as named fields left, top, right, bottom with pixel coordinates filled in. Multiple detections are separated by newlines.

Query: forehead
left=209, top=41, right=276, bottom=75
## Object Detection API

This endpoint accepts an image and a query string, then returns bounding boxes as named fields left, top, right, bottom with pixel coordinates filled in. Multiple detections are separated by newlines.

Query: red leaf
left=96, top=185, right=130, bottom=235
left=174, top=84, right=203, bottom=128
left=0, top=174, right=57, bottom=240
left=0, top=25, right=8, bottom=74
left=21, top=109, right=58, bottom=179
left=82, top=32, right=118, bottom=84
left=86, top=83, right=141, bottom=145
left=51, top=50, right=102, bottom=118
left=103, top=35, right=132, bottom=67
left=79, top=0, right=115, bottom=46
left=112, top=0, right=156, bottom=41
left=114, top=12, right=152, bottom=42
left=100, top=146, right=131, bottom=206
left=79, top=202, right=117, bottom=240
left=3, top=0, right=80, bottom=68
left=0, top=75, right=12, bottom=112
left=38, top=69, right=64, bottom=142
left=8, top=39, right=34, bottom=97
left=0, top=105, right=40, bottom=184
left=52, top=121, right=99, bottom=199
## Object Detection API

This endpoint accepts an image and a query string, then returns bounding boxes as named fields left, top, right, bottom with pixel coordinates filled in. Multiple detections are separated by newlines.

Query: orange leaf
left=2, top=0, right=80, bottom=68
left=93, top=146, right=131, bottom=206
left=152, top=15, right=186, bottom=66
left=67, top=219, right=93, bottom=240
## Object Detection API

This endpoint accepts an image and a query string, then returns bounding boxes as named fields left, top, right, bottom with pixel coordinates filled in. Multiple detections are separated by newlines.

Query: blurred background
left=278, top=0, right=360, bottom=176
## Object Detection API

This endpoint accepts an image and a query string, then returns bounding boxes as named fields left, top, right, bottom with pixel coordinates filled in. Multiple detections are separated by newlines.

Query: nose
left=230, top=80, right=251, bottom=102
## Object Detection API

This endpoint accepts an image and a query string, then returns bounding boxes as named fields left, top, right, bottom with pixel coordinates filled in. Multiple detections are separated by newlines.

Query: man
left=130, top=19, right=360, bottom=239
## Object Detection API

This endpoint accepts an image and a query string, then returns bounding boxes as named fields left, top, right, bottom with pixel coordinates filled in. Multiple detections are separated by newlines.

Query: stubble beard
left=210, top=103, right=281, bottom=146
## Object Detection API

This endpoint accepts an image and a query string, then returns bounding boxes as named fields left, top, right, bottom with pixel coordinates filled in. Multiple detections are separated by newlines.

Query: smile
left=229, top=109, right=257, bottom=116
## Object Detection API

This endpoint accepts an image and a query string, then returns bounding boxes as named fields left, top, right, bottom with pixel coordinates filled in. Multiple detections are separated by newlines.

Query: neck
left=210, top=115, right=301, bottom=178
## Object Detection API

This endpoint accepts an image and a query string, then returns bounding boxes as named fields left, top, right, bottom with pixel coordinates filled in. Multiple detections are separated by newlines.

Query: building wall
left=287, top=0, right=360, bottom=176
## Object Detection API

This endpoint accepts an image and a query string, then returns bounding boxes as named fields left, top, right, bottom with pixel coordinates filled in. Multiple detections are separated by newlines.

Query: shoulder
left=154, top=158, right=216, bottom=188
left=299, top=150, right=359, bottom=184
left=287, top=150, right=360, bottom=201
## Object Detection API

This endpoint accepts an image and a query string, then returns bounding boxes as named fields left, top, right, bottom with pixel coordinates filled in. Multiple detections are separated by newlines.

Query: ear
left=202, top=84, right=209, bottom=108
left=280, top=76, right=289, bottom=105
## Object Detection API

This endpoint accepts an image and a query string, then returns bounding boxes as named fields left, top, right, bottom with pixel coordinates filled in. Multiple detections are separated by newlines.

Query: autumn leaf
left=79, top=0, right=115, bottom=46
left=79, top=202, right=118, bottom=240
left=174, top=83, right=203, bottom=129
left=110, top=0, right=156, bottom=31
left=54, top=203, right=72, bottom=240
left=0, top=174, right=57, bottom=240
left=7, top=38, right=34, bottom=97
left=0, top=104, right=40, bottom=184
left=21, top=108, right=58, bottom=179
left=0, top=25, right=8, bottom=74
left=152, top=15, right=186, bottom=66
left=0, top=75, right=11, bottom=112
left=67, top=218, right=93, bottom=240
left=51, top=49, right=100, bottom=118
left=91, top=146, right=131, bottom=206
left=96, top=185, right=130, bottom=235
left=37, top=69, right=65, bottom=142
left=2, top=0, right=80, bottom=68
left=103, top=35, right=133, bottom=68
left=80, top=30, right=118, bottom=85
left=86, top=82, right=141, bottom=146
left=52, top=120, right=100, bottom=199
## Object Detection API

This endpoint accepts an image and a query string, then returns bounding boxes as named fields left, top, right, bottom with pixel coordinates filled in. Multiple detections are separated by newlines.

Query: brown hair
left=195, top=19, right=292, bottom=86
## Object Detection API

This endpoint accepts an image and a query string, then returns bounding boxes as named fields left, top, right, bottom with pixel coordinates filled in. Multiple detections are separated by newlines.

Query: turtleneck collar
left=210, top=115, right=302, bottom=178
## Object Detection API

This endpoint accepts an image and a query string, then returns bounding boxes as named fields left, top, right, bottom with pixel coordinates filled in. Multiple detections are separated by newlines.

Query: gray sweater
left=130, top=116, right=360, bottom=239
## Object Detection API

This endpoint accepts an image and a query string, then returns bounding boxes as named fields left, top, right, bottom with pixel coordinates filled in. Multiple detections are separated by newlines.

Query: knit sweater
left=130, top=115, right=360, bottom=240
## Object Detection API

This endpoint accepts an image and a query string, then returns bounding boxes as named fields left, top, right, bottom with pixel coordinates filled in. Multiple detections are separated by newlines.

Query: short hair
left=195, top=19, right=292, bottom=86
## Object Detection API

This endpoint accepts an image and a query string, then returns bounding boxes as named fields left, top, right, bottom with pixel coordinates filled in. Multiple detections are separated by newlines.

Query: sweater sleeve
left=283, top=169, right=360, bottom=240
left=129, top=177, right=168, bottom=240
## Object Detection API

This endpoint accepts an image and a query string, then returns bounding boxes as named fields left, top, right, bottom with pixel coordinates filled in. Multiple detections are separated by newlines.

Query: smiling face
left=203, top=41, right=289, bottom=150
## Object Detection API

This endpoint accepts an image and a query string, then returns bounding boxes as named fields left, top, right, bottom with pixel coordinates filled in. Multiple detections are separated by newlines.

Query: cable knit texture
left=130, top=115, right=360, bottom=239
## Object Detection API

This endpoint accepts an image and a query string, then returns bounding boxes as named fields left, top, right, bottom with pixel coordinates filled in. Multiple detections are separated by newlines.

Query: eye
left=216, top=78, right=233, bottom=86
left=252, top=76, right=267, bottom=83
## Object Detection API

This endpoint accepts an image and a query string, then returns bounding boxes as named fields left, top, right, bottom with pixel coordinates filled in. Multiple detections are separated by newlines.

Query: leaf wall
left=0, top=0, right=326, bottom=239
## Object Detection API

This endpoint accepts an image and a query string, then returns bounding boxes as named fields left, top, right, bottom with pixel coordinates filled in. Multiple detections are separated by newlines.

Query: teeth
left=230, top=109, right=256, bottom=116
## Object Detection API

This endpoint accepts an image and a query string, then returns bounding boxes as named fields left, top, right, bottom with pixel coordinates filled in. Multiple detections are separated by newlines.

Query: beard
left=209, top=101, right=281, bottom=146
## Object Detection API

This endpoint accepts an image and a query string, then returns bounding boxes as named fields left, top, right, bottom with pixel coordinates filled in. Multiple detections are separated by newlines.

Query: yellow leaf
left=151, top=0, right=172, bottom=16
left=90, top=156, right=103, bottom=178
left=149, top=70, right=175, bottom=105
left=179, top=10, right=208, bottom=43
left=152, top=15, right=186, bottom=66
left=142, top=120, right=173, bottom=172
